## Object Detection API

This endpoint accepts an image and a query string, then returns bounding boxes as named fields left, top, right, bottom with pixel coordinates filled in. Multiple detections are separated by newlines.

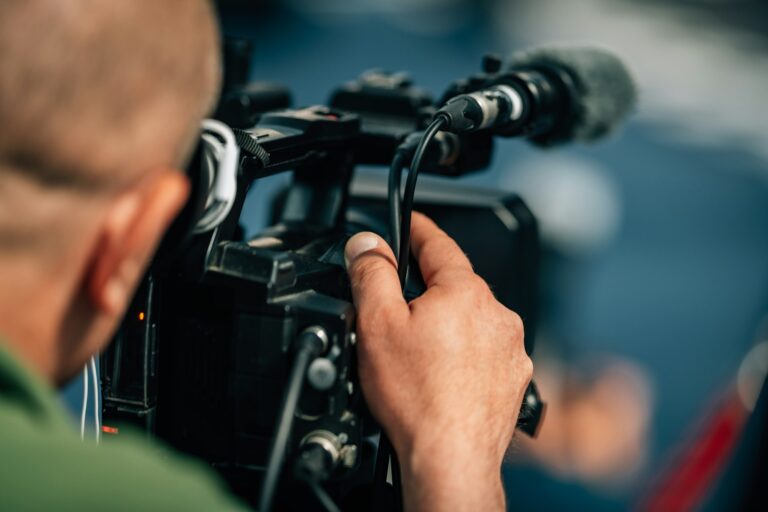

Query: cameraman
left=0, top=1, right=532, bottom=510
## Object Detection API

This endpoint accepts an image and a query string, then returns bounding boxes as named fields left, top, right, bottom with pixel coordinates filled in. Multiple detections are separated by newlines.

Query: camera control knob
left=307, top=358, right=336, bottom=391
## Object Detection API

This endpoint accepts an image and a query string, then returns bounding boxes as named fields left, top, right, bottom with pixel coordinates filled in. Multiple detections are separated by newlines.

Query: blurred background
left=64, top=0, right=768, bottom=509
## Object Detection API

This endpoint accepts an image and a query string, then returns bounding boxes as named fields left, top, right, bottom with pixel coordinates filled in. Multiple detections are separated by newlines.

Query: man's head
left=0, top=0, right=221, bottom=384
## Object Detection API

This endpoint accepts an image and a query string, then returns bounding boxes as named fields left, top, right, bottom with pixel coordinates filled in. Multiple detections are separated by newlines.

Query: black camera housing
left=100, top=59, right=539, bottom=509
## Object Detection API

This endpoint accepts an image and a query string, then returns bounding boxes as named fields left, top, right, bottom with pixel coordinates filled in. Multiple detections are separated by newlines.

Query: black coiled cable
left=377, top=115, right=447, bottom=512
left=395, top=116, right=447, bottom=288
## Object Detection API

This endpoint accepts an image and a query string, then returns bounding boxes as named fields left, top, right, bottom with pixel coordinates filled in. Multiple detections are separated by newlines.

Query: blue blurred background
left=63, top=0, right=768, bottom=509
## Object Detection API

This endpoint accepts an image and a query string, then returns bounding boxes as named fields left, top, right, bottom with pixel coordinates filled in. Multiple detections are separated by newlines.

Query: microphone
left=436, top=47, right=637, bottom=146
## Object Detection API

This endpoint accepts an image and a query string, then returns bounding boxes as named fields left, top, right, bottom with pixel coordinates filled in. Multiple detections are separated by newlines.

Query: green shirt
left=0, top=342, right=249, bottom=511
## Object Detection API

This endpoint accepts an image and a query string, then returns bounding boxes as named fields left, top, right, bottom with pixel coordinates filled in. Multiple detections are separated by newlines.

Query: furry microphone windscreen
left=508, top=46, right=637, bottom=145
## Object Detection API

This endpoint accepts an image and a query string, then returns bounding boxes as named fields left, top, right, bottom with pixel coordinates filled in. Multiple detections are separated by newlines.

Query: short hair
left=0, top=0, right=221, bottom=192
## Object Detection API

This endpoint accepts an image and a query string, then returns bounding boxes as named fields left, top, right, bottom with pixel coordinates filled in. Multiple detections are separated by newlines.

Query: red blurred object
left=640, top=390, right=749, bottom=512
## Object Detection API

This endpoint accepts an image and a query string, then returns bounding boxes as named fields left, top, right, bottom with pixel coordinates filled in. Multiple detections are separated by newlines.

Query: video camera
left=99, top=39, right=634, bottom=510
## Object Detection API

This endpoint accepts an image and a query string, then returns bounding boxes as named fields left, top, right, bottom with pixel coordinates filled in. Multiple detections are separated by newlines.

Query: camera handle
left=279, top=152, right=355, bottom=232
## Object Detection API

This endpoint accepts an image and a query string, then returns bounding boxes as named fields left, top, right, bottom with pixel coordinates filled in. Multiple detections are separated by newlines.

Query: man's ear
left=86, top=170, right=189, bottom=315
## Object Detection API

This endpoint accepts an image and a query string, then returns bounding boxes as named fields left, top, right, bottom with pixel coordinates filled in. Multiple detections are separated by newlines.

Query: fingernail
left=344, top=232, right=379, bottom=268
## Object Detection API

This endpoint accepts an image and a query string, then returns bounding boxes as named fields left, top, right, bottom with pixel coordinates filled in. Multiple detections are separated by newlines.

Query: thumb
left=345, top=232, right=408, bottom=319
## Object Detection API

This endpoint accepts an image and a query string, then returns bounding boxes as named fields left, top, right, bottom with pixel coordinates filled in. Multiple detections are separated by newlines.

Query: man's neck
left=0, top=254, right=71, bottom=384
left=0, top=172, right=105, bottom=385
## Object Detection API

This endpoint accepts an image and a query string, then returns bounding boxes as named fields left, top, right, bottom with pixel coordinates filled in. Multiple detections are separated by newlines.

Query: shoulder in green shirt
left=0, top=341, right=249, bottom=511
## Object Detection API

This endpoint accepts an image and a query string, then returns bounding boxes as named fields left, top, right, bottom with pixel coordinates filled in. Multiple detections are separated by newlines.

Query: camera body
left=100, top=62, right=539, bottom=508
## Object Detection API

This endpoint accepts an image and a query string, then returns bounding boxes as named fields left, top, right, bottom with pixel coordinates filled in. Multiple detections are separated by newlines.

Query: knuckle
left=467, top=273, right=491, bottom=294
left=519, top=353, right=534, bottom=384
left=524, top=354, right=534, bottom=379
left=507, top=310, right=525, bottom=337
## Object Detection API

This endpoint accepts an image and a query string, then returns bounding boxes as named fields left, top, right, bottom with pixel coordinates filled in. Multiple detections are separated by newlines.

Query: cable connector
left=295, top=326, right=328, bottom=357
left=396, top=129, right=459, bottom=169
left=437, top=85, right=524, bottom=133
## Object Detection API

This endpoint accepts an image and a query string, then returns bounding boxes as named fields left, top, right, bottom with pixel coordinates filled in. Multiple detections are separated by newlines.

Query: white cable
left=80, top=365, right=89, bottom=441
left=202, top=119, right=238, bottom=203
left=90, top=356, right=100, bottom=444
left=193, top=119, right=240, bottom=233
left=195, top=133, right=230, bottom=229
left=193, top=134, right=223, bottom=232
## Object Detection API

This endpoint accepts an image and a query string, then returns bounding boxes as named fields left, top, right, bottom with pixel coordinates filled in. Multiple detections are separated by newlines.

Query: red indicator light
left=102, top=425, right=119, bottom=435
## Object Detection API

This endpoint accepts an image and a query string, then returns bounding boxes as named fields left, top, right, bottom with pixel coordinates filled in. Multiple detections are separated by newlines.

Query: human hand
left=345, top=212, right=533, bottom=511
